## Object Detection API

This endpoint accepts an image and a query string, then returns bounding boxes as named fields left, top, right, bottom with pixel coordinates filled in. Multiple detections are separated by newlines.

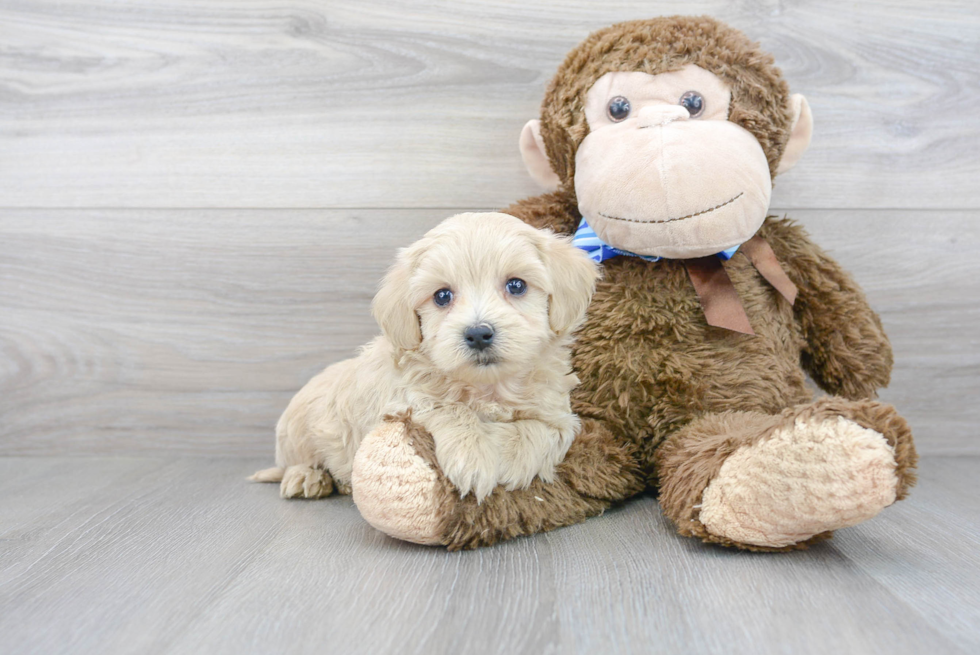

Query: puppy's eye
left=607, top=96, right=631, bottom=122
left=433, top=288, right=453, bottom=307
left=679, top=91, right=705, bottom=118
left=505, top=278, right=527, bottom=296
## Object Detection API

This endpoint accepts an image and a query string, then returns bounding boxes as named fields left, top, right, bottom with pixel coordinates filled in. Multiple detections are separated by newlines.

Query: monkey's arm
left=502, top=192, right=582, bottom=235
left=758, top=217, right=892, bottom=400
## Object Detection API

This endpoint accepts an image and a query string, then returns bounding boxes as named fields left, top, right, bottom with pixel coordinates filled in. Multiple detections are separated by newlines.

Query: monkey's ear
left=520, top=119, right=561, bottom=191
left=538, top=234, right=600, bottom=336
left=776, top=94, right=813, bottom=176
left=372, top=247, right=423, bottom=351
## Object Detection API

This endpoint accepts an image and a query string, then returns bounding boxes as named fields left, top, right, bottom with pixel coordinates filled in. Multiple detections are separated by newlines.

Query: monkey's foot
left=352, top=415, right=642, bottom=550
left=688, top=400, right=916, bottom=549
left=351, top=420, right=449, bottom=545
left=280, top=464, right=335, bottom=499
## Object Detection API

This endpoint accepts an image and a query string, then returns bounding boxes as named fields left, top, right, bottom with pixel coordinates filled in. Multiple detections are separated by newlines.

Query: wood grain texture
left=1, top=0, right=977, bottom=209
left=0, top=208, right=976, bottom=456
left=0, top=456, right=977, bottom=654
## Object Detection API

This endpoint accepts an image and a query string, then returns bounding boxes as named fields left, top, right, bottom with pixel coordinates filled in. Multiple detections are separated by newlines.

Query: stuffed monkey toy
left=350, top=15, right=918, bottom=551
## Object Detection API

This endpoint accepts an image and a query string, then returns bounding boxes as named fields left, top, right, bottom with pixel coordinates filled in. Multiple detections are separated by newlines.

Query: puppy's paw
left=440, top=449, right=499, bottom=503
left=476, top=402, right=514, bottom=423
left=436, top=430, right=501, bottom=503
left=280, top=465, right=335, bottom=499
left=498, top=424, right=550, bottom=491
left=498, top=417, right=577, bottom=490
left=498, top=457, right=541, bottom=491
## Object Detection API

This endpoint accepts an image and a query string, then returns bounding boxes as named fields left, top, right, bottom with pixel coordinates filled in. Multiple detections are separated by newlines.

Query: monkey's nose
left=464, top=324, right=495, bottom=351
left=637, top=104, right=690, bottom=128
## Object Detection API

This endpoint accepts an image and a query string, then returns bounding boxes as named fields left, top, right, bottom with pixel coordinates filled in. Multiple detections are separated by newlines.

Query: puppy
left=251, top=212, right=599, bottom=502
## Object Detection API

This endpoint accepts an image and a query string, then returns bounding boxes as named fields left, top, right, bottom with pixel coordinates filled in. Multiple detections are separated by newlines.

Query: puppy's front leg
left=416, top=405, right=503, bottom=502
left=497, top=414, right=579, bottom=491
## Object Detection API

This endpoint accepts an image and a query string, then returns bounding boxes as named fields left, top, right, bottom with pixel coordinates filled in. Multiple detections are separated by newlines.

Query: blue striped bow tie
left=572, top=218, right=739, bottom=264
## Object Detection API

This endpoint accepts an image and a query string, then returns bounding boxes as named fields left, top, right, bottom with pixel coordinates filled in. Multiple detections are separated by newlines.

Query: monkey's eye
left=606, top=96, right=631, bottom=122
left=505, top=278, right=527, bottom=296
left=679, top=91, right=705, bottom=118
left=433, top=288, right=453, bottom=307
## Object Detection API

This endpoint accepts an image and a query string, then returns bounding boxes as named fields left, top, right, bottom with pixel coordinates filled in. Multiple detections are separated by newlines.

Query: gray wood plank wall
left=2, top=1, right=978, bottom=455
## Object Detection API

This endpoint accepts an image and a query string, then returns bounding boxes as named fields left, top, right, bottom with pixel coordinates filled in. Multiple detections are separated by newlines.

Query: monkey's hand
left=760, top=217, right=892, bottom=399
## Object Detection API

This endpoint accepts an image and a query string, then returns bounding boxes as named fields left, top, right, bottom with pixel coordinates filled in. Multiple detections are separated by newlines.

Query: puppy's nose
left=464, top=324, right=494, bottom=351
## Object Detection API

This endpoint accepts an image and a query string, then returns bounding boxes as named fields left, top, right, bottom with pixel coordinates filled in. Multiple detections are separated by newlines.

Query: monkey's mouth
left=598, top=192, right=743, bottom=225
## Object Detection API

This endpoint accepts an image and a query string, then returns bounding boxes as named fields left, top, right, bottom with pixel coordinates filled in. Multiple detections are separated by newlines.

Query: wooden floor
left=0, top=455, right=977, bottom=655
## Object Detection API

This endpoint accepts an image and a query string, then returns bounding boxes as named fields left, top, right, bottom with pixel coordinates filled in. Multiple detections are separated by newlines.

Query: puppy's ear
left=538, top=233, right=600, bottom=336
left=372, top=242, right=425, bottom=350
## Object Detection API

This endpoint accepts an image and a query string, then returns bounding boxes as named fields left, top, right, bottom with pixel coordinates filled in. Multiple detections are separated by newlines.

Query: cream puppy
left=251, top=212, right=599, bottom=502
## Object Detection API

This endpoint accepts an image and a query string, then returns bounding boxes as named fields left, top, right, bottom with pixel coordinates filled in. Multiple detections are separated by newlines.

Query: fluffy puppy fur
left=251, top=212, right=599, bottom=502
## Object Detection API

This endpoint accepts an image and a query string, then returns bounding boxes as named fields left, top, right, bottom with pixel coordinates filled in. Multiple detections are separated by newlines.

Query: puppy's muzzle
left=463, top=324, right=494, bottom=351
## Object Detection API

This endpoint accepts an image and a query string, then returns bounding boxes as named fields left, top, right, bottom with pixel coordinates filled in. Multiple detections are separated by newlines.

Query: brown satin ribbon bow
left=684, top=236, right=798, bottom=335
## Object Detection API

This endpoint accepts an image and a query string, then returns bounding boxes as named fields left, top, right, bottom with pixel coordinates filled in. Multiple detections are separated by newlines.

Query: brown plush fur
left=371, top=16, right=916, bottom=550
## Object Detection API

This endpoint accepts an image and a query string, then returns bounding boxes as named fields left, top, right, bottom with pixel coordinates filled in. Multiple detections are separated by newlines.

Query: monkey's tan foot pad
left=698, top=411, right=905, bottom=549
left=280, top=464, right=335, bottom=499
left=351, top=420, right=452, bottom=546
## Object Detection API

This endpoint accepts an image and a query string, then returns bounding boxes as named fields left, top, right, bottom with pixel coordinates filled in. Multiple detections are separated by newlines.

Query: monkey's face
left=574, top=65, right=773, bottom=259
